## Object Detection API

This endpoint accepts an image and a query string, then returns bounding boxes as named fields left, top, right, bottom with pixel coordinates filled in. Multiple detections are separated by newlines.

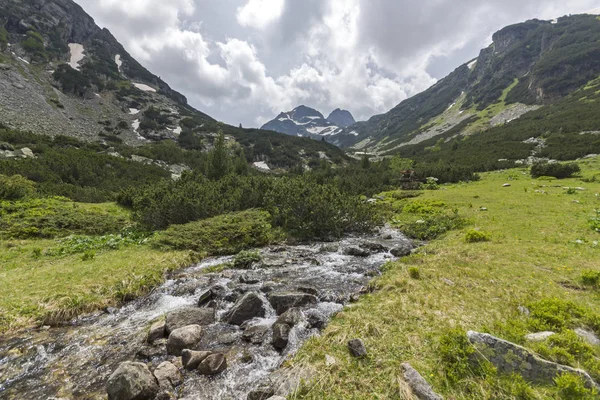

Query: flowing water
left=0, top=228, right=413, bottom=400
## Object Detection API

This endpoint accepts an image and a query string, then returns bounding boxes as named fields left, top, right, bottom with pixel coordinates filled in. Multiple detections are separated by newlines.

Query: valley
left=1, top=1, right=600, bottom=399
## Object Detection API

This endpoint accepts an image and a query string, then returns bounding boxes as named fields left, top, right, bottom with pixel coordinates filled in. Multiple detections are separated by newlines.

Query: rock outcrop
left=401, top=363, right=444, bottom=400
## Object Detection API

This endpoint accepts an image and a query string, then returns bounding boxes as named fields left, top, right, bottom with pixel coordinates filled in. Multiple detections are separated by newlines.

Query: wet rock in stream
left=0, top=227, right=414, bottom=400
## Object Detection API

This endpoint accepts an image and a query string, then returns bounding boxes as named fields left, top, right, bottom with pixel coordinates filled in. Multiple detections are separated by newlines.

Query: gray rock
left=165, top=308, right=215, bottom=333
left=268, top=292, right=318, bottom=315
left=266, top=397, right=287, bottom=400
left=247, top=386, right=275, bottom=400
left=574, top=328, right=600, bottom=346
left=343, top=246, right=371, bottom=257
left=467, top=331, right=600, bottom=389
left=224, top=292, right=267, bottom=325
left=276, top=308, right=304, bottom=326
left=305, top=309, right=327, bottom=329
left=243, top=324, right=270, bottom=344
left=147, top=320, right=166, bottom=344
left=524, top=331, right=555, bottom=342
left=401, top=363, right=444, bottom=400
left=197, top=288, right=215, bottom=307
left=272, top=323, right=291, bottom=350
left=503, top=183, right=511, bottom=187
left=390, top=244, right=413, bottom=258
left=153, top=361, right=182, bottom=390
left=106, top=361, right=159, bottom=400
left=166, top=325, right=203, bottom=356
left=348, top=338, right=367, bottom=357
left=198, top=353, right=227, bottom=375
left=16, top=147, right=34, bottom=158
left=181, top=349, right=211, bottom=370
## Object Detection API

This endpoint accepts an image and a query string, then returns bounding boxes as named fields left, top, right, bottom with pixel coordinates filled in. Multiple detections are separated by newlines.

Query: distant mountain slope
left=261, top=105, right=357, bottom=141
left=0, top=0, right=347, bottom=169
left=339, top=14, right=600, bottom=154
left=327, top=109, right=355, bottom=128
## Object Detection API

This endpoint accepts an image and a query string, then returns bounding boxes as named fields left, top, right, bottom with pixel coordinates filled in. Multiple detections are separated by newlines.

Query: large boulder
left=305, top=309, right=327, bottom=329
left=166, top=325, right=203, bottom=356
left=243, top=324, right=270, bottom=344
left=153, top=361, right=183, bottom=391
left=106, top=361, right=159, bottom=400
left=390, top=243, right=414, bottom=258
left=165, top=308, right=215, bottom=333
left=223, top=292, right=267, bottom=325
left=181, top=349, right=211, bottom=370
left=272, top=323, right=291, bottom=350
left=268, top=292, right=318, bottom=315
left=401, top=363, right=444, bottom=400
left=198, top=353, right=227, bottom=375
left=147, top=320, right=166, bottom=344
left=467, top=331, right=600, bottom=389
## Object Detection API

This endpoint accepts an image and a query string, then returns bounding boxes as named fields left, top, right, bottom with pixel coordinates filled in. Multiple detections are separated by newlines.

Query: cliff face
left=0, top=0, right=207, bottom=144
left=338, top=14, right=600, bottom=152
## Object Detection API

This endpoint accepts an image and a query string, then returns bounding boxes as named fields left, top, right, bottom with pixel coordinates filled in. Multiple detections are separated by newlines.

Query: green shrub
left=439, top=329, right=480, bottom=384
left=47, top=228, right=151, bottom=257
left=53, top=64, right=92, bottom=96
left=590, top=210, right=600, bottom=233
left=0, top=174, right=36, bottom=200
left=464, top=229, right=491, bottom=243
left=21, top=31, right=47, bottom=60
left=0, top=197, right=130, bottom=239
left=424, top=177, right=440, bottom=190
left=531, top=162, right=581, bottom=179
left=408, top=267, right=421, bottom=279
left=581, top=270, right=600, bottom=288
left=526, top=298, right=600, bottom=334
left=152, top=209, right=280, bottom=256
left=403, top=200, right=447, bottom=215
left=555, top=373, right=599, bottom=399
left=398, top=214, right=466, bottom=241
left=233, top=250, right=262, bottom=269
left=265, top=176, right=381, bottom=240
left=81, top=250, right=96, bottom=261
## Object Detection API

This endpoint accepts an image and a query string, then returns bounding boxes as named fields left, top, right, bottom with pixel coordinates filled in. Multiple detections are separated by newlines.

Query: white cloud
left=236, top=0, right=285, bottom=29
left=74, top=0, right=600, bottom=127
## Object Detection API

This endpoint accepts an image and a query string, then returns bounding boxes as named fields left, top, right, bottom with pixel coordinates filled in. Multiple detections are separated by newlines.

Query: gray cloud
left=75, top=0, right=599, bottom=127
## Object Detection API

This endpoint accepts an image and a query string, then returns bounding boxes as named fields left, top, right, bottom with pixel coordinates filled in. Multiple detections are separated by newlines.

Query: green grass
left=291, top=157, right=600, bottom=399
left=0, top=240, right=188, bottom=332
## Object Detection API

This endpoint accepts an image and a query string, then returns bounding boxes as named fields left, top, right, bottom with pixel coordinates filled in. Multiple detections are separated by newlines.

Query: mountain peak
left=261, top=105, right=358, bottom=140
left=327, top=109, right=356, bottom=128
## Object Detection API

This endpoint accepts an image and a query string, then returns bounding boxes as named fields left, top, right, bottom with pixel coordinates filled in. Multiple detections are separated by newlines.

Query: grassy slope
left=0, top=201, right=189, bottom=333
left=291, top=158, right=600, bottom=399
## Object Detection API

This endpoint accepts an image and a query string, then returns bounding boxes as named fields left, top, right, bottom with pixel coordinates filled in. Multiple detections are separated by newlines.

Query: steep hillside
left=0, top=0, right=345, bottom=169
left=340, top=14, right=600, bottom=156
left=261, top=105, right=357, bottom=141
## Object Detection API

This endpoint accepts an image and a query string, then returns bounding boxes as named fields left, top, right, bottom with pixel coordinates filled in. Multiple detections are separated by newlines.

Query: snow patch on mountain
left=115, top=54, right=122, bottom=72
left=68, top=43, right=85, bottom=70
left=133, top=83, right=157, bottom=93
left=261, top=105, right=356, bottom=140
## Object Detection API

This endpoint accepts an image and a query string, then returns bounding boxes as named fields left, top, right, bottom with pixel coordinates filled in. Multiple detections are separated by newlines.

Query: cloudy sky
left=74, top=0, right=599, bottom=127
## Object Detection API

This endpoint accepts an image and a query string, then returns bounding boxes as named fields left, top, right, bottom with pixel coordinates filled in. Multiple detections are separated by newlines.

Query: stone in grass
left=197, top=353, right=227, bottom=375
left=524, top=331, right=555, bottom=342
left=467, top=331, right=600, bottom=390
left=166, top=325, right=203, bottom=356
left=106, top=361, right=160, bottom=400
left=348, top=338, right=367, bottom=358
left=401, top=363, right=443, bottom=400
left=574, top=328, right=600, bottom=346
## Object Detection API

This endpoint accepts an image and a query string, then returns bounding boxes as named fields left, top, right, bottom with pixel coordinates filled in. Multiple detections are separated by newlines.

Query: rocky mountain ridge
left=261, top=105, right=357, bottom=141
left=0, top=0, right=347, bottom=170
left=337, top=13, right=600, bottom=155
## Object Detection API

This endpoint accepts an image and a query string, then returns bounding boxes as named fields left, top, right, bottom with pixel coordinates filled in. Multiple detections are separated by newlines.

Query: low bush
left=464, top=229, right=491, bottom=243
left=402, top=200, right=447, bottom=215
left=0, top=174, right=36, bottom=200
left=555, top=373, right=599, bottom=399
left=233, top=250, right=262, bottom=269
left=0, top=197, right=130, bottom=239
left=408, top=267, right=421, bottom=279
left=152, top=209, right=281, bottom=256
left=581, top=270, right=600, bottom=289
left=47, top=228, right=151, bottom=257
left=531, top=162, right=581, bottom=179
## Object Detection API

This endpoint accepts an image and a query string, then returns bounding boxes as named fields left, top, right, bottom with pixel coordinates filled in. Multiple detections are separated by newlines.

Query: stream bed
left=0, top=227, right=413, bottom=399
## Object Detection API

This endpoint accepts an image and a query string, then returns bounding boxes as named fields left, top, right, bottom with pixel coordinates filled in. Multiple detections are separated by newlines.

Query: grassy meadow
left=291, top=158, right=600, bottom=399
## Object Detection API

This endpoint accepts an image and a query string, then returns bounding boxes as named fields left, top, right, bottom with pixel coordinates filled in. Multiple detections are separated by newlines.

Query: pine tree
left=207, top=129, right=231, bottom=180
left=234, top=149, right=249, bottom=176
left=361, top=154, right=371, bottom=169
